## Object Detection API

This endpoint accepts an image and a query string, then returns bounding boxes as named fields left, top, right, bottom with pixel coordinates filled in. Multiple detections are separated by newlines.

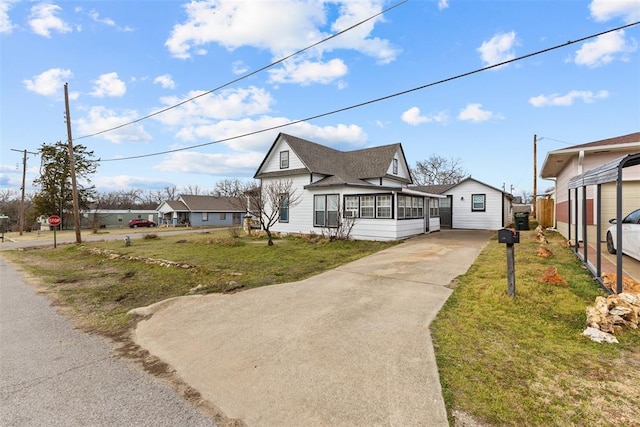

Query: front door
left=440, top=195, right=453, bottom=229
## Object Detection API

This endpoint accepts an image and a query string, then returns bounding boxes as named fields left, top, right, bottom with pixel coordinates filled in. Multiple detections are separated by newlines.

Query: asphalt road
left=0, top=254, right=217, bottom=426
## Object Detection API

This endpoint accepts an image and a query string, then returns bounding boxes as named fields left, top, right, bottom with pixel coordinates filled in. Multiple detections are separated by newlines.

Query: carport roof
left=567, top=153, right=640, bottom=189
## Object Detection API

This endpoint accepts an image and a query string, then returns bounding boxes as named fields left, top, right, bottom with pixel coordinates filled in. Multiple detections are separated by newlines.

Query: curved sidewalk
left=132, top=230, right=493, bottom=426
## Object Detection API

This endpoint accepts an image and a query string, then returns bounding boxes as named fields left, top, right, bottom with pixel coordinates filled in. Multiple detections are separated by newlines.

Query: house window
left=280, top=193, right=289, bottom=222
left=430, top=199, right=440, bottom=217
left=472, top=194, right=486, bottom=212
left=344, top=196, right=359, bottom=218
left=397, top=195, right=424, bottom=219
left=377, top=195, right=392, bottom=218
left=219, top=213, right=226, bottom=220
left=314, top=194, right=339, bottom=227
left=280, top=151, right=289, bottom=169
left=202, top=212, right=209, bottom=221
left=360, top=196, right=375, bottom=218
left=393, top=158, right=398, bottom=175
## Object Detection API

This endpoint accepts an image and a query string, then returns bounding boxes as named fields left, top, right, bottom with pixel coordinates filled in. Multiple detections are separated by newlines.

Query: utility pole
left=64, top=83, right=82, bottom=244
left=533, top=134, right=537, bottom=219
left=10, top=148, right=37, bottom=235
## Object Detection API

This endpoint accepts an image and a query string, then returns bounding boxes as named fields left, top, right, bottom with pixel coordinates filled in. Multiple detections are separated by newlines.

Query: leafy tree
left=245, top=179, right=301, bottom=246
left=411, top=155, right=468, bottom=186
left=32, top=141, right=98, bottom=229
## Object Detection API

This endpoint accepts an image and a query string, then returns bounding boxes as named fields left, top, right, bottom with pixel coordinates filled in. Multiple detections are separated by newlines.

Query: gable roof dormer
left=254, top=133, right=412, bottom=187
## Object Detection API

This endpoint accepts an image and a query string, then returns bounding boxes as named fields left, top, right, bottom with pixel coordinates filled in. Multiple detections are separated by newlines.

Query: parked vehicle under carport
left=606, top=208, right=640, bottom=262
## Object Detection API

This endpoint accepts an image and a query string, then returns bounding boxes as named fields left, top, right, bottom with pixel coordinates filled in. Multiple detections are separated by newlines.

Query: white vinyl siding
left=260, top=140, right=305, bottom=173
left=446, top=180, right=506, bottom=230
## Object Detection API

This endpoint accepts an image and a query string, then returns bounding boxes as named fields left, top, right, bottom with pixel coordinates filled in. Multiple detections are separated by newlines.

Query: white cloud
left=438, top=0, right=449, bottom=10
left=75, top=106, right=151, bottom=144
left=153, top=86, right=274, bottom=128
left=88, top=10, right=115, bottom=27
left=87, top=9, right=133, bottom=32
left=154, top=74, right=176, bottom=89
left=0, top=0, right=16, bottom=34
left=155, top=151, right=265, bottom=176
left=401, top=107, right=448, bottom=126
left=155, top=120, right=367, bottom=175
left=268, top=58, right=348, bottom=85
left=90, top=72, right=127, bottom=97
left=573, top=30, right=637, bottom=68
left=529, top=90, right=610, bottom=107
left=165, top=0, right=399, bottom=85
left=23, top=68, right=76, bottom=97
left=457, top=103, right=504, bottom=123
left=28, top=3, right=72, bottom=38
left=477, top=31, right=517, bottom=68
left=590, top=0, right=640, bottom=23
left=232, top=60, right=249, bottom=75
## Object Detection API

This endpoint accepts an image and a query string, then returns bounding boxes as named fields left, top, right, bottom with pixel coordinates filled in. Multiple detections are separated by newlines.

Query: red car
left=129, top=218, right=156, bottom=228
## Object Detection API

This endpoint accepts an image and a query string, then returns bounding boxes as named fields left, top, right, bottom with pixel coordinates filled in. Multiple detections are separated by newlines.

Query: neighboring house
left=253, top=133, right=444, bottom=241
left=540, top=132, right=640, bottom=241
left=413, top=177, right=514, bottom=230
left=157, top=194, right=245, bottom=227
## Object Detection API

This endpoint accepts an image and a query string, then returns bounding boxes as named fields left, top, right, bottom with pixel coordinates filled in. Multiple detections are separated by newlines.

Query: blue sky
left=1, top=0, right=639, bottom=198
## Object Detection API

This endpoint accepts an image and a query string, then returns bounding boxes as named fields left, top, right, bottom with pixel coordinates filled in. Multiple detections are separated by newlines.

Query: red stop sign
left=48, top=215, right=61, bottom=226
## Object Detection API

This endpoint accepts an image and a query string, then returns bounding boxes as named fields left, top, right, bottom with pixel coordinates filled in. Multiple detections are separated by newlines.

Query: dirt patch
left=115, top=339, right=246, bottom=427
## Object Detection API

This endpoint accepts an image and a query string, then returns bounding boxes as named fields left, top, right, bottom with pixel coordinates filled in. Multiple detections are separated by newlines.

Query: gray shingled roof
left=410, top=184, right=457, bottom=194
left=264, top=133, right=409, bottom=186
left=179, top=195, right=244, bottom=212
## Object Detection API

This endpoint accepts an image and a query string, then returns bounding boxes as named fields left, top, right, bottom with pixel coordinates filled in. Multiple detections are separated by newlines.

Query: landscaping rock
left=539, top=266, right=567, bottom=286
left=583, top=327, right=619, bottom=344
left=584, top=292, right=640, bottom=342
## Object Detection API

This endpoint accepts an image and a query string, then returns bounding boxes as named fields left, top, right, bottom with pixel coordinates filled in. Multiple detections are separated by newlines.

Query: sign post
left=48, top=215, right=61, bottom=248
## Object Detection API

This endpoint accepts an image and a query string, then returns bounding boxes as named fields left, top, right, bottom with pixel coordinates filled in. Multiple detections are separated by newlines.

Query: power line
left=101, top=20, right=639, bottom=163
left=537, top=136, right=573, bottom=146
left=75, top=0, right=409, bottom=141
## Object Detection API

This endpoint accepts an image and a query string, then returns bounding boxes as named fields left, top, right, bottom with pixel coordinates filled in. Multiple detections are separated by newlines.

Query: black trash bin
left=514, top=212, right=530, bottom=231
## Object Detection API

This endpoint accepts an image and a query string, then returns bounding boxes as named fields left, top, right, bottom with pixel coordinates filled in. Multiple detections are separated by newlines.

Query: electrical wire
left=74, top=0, right=409, bottom=141
left=101, top=20, right=639, bottom=162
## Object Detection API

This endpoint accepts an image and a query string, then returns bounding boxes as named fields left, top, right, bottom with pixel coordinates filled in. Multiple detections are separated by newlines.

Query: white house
left=413, top=177, right=514, bottom=230
left=253, top=133, right=444, bottom=241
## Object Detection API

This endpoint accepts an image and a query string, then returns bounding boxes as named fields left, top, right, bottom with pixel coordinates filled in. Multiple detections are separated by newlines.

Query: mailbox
left=498, top=228, right=519, bottom=244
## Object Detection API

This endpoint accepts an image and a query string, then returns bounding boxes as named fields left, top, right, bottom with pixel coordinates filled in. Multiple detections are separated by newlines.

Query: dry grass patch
left=4, top=232, right=398, bottom=338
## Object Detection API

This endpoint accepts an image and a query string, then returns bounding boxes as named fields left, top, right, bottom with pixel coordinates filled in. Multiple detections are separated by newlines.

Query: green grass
left=431, top=228, right=640, bottom=426
left=5, top=230, right=398, bottom=336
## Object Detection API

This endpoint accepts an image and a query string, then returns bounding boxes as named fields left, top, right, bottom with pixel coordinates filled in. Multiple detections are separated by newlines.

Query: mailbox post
left=498, top=228, right=520, bottom=297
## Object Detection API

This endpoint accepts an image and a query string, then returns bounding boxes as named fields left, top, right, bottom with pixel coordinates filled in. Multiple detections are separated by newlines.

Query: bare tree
left=245, top=180, right=301, bottom=246
left=182, top=185, right=203, bottom=195
left=319, top=206, right=356, bottom=241
left=411, top=155, right=468, bottom=186
left=212, top=178, right=255, bottom=197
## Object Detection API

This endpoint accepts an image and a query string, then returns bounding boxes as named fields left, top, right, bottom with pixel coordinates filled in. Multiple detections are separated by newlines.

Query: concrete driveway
left=132, top=230, right=493, bottom=426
